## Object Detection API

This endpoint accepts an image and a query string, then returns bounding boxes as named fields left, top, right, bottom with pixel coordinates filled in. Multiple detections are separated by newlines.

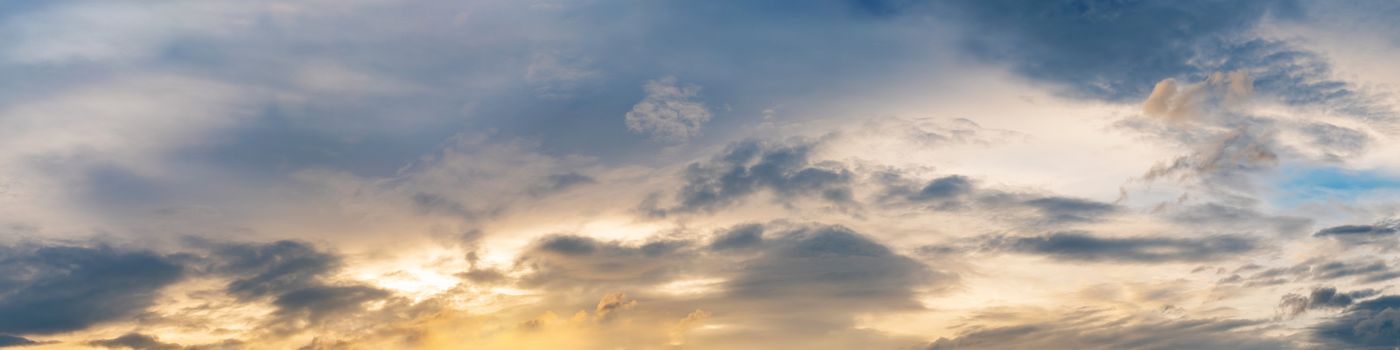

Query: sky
left=3, top=0, right=1400, bottom=349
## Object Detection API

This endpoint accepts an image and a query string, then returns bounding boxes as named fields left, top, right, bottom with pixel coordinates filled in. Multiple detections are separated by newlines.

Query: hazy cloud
left=625, top=77, right=713, bottom=142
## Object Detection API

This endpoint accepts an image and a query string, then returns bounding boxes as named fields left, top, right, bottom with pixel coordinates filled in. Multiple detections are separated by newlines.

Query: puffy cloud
left=624, top=77, right=713, bottom=142
left=0, top=244, right=183, bottom=335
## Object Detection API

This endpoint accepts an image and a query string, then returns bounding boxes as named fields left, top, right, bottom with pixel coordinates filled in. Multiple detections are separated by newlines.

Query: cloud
left=592, top=292, right=638, bottom=322
left=88, top=333, right=182, bottom=350
left=1143, top=71, right=1254, bottom=124
left=708, top=223, right=765, bottom=251
left=518, top=234, right=695, bottom=290
left=669, top=309, right=710, bottom=345
left=984, top=231, right=1258, bottom=263
left=940, top=0, right=1295, bottom=101
left=0, top=335, right=39, bottom=348
left=86, top=333, right=242, bottom=350
left=624, top=77, right=713, bottom=142
left=670, top=138, right=855, bottom=213
left=1299, top=122, right=1372, bottom=161
left=1314, top=219, right=1400, bottom=237
left=525, top=50, right=602, bottom=99
left=926, top=309, right=1288, bottom=350
left=1164, top=203, right=1311, bottom=236
left=1022, top=197, right=1118, bottom=223
left=1311, top=295, right=1400, bottom=348
left=856, top=117, right=1028, bottom=148
left=512, top=222, right=953, bottom=347
left=1139, top=126, right=1279, bottom=186
left=1221, top=258, right=1400, bottom=287
left=197, top=239, right=392, bottom=333
left=528, top=172, right=596, bottom=197
left=0, top=244, right=183, bottom=335
left=714, top=224, right=955, bottom=338
left=1278, top=286, right=1379, bottom=317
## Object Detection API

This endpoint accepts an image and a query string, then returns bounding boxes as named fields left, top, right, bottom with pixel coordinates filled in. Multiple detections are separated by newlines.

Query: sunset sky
left=4, top=1, right=1400, bottom=349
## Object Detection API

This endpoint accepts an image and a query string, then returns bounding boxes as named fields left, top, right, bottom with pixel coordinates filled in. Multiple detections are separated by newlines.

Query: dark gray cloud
left=877, top=173, right=1121, bottom=225
left=709, top=223, right=765, bottom=251
left=518, top=235, right=696, bottom=290
left=1022, top=197, right=1118, bottom=223
left=205, top=240, right=340, bottom=300
left=0, top=244, right=183, bottom=335
left=271, top=285, right=390, bottom=325
left=912, top=175, right=975, bottom=201
left=197, top=240, right=391, bottom=333
left=672, top=139, right=854, bottom=213
left=1312, top=219, right=1400, bottom=248
left=88, top=333, right=181, bottom=350
left=1316, top=225, right=1398, bottom=237
left=725, top=225, right=950, bottom=305
left=1315, top=219, right=1400, bottom=241
left=926, top=309, right=1288, bottom=350
left=86, top=333, right=242, bottom=350
left=1312, top=295, right=1400, bottom=348
left=1279, top=286, right=1379, bottom=317
left=985, top=231, right=1258, bottom=263
left=0, top=335, right=39, bottom=348
left=712, top=224, right=956, bottom=335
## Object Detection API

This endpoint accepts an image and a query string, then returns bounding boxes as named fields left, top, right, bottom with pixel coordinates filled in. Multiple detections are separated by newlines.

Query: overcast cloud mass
left=4, top=0, right=1400, bottom=349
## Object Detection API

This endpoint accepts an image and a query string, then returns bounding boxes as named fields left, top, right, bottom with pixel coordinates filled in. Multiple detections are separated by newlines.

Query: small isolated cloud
left=624, top=77, right=713, bottom=142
